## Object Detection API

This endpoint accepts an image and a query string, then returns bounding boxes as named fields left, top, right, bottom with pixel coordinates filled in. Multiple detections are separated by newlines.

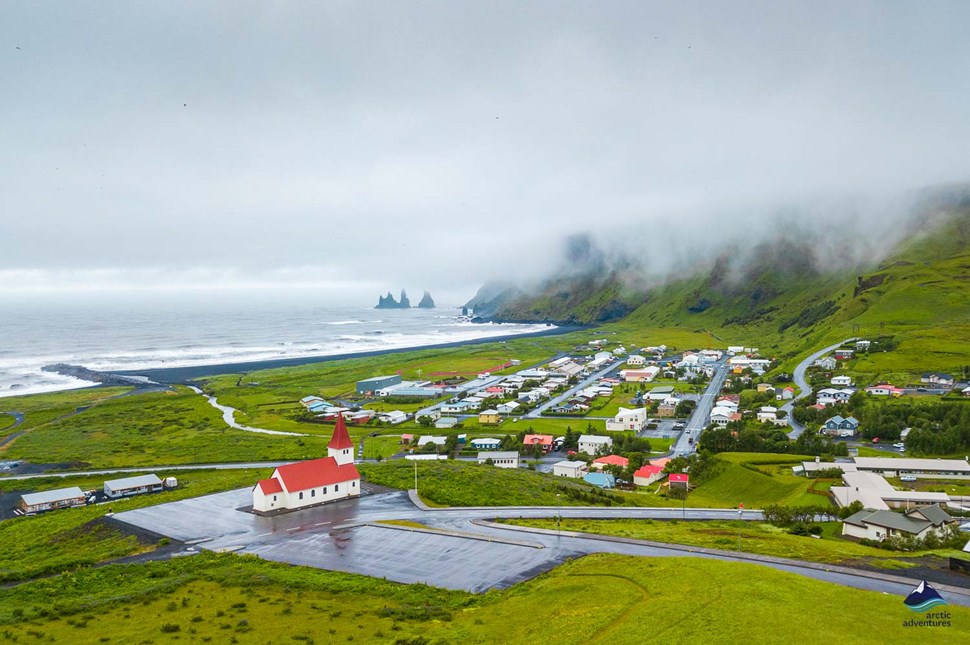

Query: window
left=311, top=489, right=316, bottom=497
left=272, top=495, right=277, bottom=501
left=335, top=484, right=339, bottom=492
left=323, top=486, right=327, bottom=494
left=299, top=492, right=304, bottom=500
left=352, top=481, right=356, bottom=487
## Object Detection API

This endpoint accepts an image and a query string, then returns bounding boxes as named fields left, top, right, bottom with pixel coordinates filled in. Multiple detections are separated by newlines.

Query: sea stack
left=418, top=291, right=435, bottom=308
left=375, top=289, right=412, bottom=309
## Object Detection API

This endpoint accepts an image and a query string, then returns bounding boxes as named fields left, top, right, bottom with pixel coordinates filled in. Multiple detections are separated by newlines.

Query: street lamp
left=737, top=502, right=744, bottom=552
left=413, top=458, right=418, bottom=495
left=556, top=493, right=561, bottom=536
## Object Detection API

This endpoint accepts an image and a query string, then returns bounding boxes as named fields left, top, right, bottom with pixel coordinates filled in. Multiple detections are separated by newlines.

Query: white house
left=620, top=366, right=660, bottom=383
left=252, top=417, right=360, bottom=515
left=552, top=460, right=587, bottom=478
left=756, top=406, right=779, bottom=424
left=626, top=355, right=646, bottom=367
left=477, top=451, right=519, bottom=468
left=842, top=506, right=953, bottom=542
left=605, top=407, right=648, bottom=432
left=816, top=388, right=854, bottom=406
left=633, top=464, right=666, bottom=486
left=578, top=434, right=613, bottom=455
left=418, top=435, right=449, bottom=447
left=709, top=406, right=736, bottom=426
left=435, top=417, right=459, bottom=430
left=831, top=375, right=853, bottom=387
left=378, top=410, right=409, bottom=425
left=814, top=357, right=837, bottom=370
left=497, top=401, right=522, bottom=415
left=104, top=474, right=163, bottom=499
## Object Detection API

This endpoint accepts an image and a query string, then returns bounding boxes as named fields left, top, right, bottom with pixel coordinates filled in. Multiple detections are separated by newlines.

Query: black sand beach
left=114, top=325, right=584, bottom=383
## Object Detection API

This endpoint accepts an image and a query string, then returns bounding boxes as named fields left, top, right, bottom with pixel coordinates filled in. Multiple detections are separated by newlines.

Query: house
left=584, top=472, right=616, bottom=489
left=709, top=406, right=735, bottom=426
left=831, top=375, right=853, bottom=387
left=669, top=473, right=689, bottom=488
left=756, top=406, right=781, bottom=424
left=842, top=506, right=954, bottom=542
left=252, top=416, right=360, bottom=515
left=356, top=375, right=402, bottom=395
left=470, top=437, right=502, bottom=450
left=103, top=474, right=163, bottom=499
left=865, top=383, right=903, bottom=397
left=477, top=451, right=519, bottom=468
left=300, top=395, right=325, bottom=407
left=463, top=396, right=484, bottom=410
left=605, top=407, right=648, bottom=432
left=592, top=455, right=629, bottom=471
left=657, top=398, right=680, bottom=417
left=620, top=366, right=660, bottom=383
left=756, top=383, right=776, bottom=394
left=633, top=464, right=666, bottom=486
left=478, top=409, right=501, bottom=425
left=921, top=373, right=955, bottom=387
left=814, top=356, right=838, bottom=370
left=777, top=386, right=795, bottom=401
left=647, top=386, right=676, bottom=401
left=378, top=410, right=409, bottom=425
left=523, top=434, right=554, bottom=452
left=496, top=401, right=521, bottom=415
left=553, top=460, right=588, bottom=478
left=435, top=417, right=459, bottom=430
left=346, top=410, right=375, bottom=425
left=19, top=487, right=87, bottom=514
left=400, top=433, right=414, bottom=445
left=578, top=434, right=613, bottom=455
left=626, top=355, right=646, bottom=367
left=963, top=385, right=970, bottom=398
left=820, top=415, right=860, bottom=436
left=834, top=349, right=854, bottom=360
left=440, top=401, right=472, bottom=414
left=816, top=388, right=854, bottom=406
left=417, top=435, right=449, bottom=447
left=715, top=396, right=740, bottom=409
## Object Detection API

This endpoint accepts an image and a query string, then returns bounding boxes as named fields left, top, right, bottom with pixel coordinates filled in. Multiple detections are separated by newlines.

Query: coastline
left=113, top=324, right=585, bottom=384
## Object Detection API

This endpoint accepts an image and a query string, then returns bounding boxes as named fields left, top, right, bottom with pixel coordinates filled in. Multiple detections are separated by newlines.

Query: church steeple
left=328, top=414, right=355, bottom=465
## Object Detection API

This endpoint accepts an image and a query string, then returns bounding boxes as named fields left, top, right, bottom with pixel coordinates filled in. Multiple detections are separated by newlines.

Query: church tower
left=328, top=414, right=355, bottom=466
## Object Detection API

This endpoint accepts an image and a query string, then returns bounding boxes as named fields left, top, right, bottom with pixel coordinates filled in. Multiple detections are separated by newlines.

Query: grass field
left=2, top=387, right=328, bottom=467
left=683, top=452, right=829, bottom=508
left=504, top=518, right=964, bottom=568
left=1, top=552, right=965, bottom=643
left=0, top=468, right=271, bottom=583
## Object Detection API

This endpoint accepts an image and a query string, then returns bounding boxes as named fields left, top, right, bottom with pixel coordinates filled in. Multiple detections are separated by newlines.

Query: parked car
left=900, top=474, right=917, bottom=482
left=893, top=442, right=905, bottom=449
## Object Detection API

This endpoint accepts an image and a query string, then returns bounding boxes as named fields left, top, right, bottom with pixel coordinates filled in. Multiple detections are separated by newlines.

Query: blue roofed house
left=584, top=472, right=616, bottom=489
left=820, top=415, right=860, bottom=437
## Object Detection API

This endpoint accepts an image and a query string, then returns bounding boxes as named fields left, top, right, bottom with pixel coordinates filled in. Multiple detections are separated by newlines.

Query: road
left=527, top=360, right=619, bottom=418
left=113, top=488, right=970, bottom=604
left=0, top=461, right=289, bottom=482
left=784, top=338, right=856, bottom=439
left=0, top=412, right=25, bottom=449
left=669, top=359, right=730, bottom=456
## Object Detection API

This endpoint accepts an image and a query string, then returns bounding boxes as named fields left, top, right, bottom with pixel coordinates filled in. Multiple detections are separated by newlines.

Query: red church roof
left=327, top=414, right=355, bottom=450
left=275, top=457, right=360, bottom=492
left=256, top=478, right=284, bottom=494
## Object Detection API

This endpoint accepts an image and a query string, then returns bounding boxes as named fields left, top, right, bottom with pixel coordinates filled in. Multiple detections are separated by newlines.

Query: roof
left=579, top=434, right=612, bottom=444
left=553, top=460, right=584, bottom=470
left=327, top=415, right=355, bottom=451
left=847, top=509, right=931, bottom=534
left=478, top=451, right=519, bottom=460
left=593, top=455, right=629, bottom=467
left=650, top=457, right=672, bottom=470
left=669, top=473, right=689, bottom=483
left=523, top=434, right=553, bottom=445
left=584, top=472, right=616, bottom=487
left=275, top=457, right=359, bottom=492
left=358, top=375, right=399, bottom=384
left=854, top=457, right=970, bottom=474
left=104, top=474, right=162, bottom=490
left=256, top=478, right=284, bottom=494
left=634, top=464, right=663, bottom=478
left=21, top=486, right=86, bottom=506
left=909, top=505, right=953, bottom=526
left=479, top=409, right=499, bottom=415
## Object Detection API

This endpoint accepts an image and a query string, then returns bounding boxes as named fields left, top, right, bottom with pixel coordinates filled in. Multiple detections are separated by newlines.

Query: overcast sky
left=2, top=1, right=968, bottom=304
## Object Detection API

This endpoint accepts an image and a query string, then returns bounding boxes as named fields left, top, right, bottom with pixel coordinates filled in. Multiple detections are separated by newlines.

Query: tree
left=416, top=415, right=433, bottom=428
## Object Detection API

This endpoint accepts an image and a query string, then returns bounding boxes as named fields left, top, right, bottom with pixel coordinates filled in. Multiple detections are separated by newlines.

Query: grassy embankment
left=0, top=468, right=271, bottom=583
left=0, top=387, right=133, bottom=440
left=1, top=552, right=966, bottom=644
left=502, top=518, right=965, bottom=570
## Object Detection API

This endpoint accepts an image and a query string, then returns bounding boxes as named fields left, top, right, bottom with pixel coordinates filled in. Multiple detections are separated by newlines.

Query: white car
left=893, top=442, right=905, bottom=449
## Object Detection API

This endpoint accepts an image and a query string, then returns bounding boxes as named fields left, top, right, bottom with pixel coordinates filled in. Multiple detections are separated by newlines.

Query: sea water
left=0, top=292, right=549, bottom=398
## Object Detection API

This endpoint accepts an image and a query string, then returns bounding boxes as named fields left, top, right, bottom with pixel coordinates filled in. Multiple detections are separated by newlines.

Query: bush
left=160, top=623, right=181, bottom=633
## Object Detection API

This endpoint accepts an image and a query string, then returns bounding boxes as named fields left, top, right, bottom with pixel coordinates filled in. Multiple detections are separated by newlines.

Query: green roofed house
left=841, top=505, right=954, bottom=542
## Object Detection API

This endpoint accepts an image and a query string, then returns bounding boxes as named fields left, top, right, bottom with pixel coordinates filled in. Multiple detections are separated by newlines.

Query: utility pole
left=413, top=459, right=418, bottom=495
left=737, top=502, right=744, bottom=552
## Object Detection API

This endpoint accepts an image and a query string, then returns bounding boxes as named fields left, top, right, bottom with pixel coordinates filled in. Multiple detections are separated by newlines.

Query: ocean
left=0, top=292, right=551, bottom=398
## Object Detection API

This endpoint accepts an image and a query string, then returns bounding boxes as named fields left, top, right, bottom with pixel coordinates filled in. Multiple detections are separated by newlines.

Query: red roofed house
left=252, top=415, right=360, bottom=514
left=592, top=455, right=630, bottom=471
left=669, top=473, right=689, bottom=488
left=633, top=464, right=665, bottom=486
left=523, top=434, right=554, bottom=452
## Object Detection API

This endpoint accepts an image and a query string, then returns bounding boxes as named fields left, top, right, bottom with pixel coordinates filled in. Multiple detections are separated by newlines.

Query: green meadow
left=1, top=552, right=965, bottom=644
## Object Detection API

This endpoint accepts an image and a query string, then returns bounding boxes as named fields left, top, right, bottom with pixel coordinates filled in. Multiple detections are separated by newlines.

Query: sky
left=2, top=1, right=969, bottom=304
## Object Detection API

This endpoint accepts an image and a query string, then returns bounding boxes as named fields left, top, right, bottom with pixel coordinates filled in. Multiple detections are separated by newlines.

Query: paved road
left=670, top=359, right=729, bottom=456
left=0, top=461, right=287, bottom=482
left=528, top=360, right=619, bottom=417
left=113, top=488, right=970, bottom=604
left=784, top=338, right=856, bottom=439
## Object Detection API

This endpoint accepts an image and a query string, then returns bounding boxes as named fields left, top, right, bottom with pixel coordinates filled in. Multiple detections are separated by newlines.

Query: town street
left=784, top=338, right=856, bottom=438
left=527, top=360, right=619, bottom=418
left=669, top=358, right=730, bottom=456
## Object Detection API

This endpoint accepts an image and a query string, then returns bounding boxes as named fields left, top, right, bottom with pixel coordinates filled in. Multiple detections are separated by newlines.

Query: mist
left=2, top=2, right=968, bottom=303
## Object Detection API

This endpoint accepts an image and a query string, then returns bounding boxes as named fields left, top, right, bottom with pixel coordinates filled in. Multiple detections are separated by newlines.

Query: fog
left=1, top=2, right=968, bottom=305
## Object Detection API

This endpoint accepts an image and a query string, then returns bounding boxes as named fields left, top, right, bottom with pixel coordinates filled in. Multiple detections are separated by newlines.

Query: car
left=893, top=442, right=905, bottom=449
left=900, top=474, right=917, bottom=482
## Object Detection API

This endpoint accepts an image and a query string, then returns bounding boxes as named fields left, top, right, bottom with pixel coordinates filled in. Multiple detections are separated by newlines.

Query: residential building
left=435, top=417, right=459, bottom=430
left=816, top=388, right=854, bottom=406
left=418, top=435, right=449, bottom=447
left=626, top=355, right=646, bottom=367
left=605, top=407, right=648, bottom=432
left=921, top=373, right=955, bottom=387
left=633, top=464, right=665, bottom=486
left=523, top=434, right=554, bottom=452
left=777, top=386, right=795, bottom=401
left=657, top=398, right=680, bottom=417
left=820, top=415, right=860, bottom=436
left=478, top=409, right=501, bottom=424
left=553, top=460, right=588, bottom=478
left=470, top=437, right=502, bottom=450
left=378, top=410, right=408, bottom=425
left=831, top=375, right=853, bottom=387
left=584, top=472, right=616, bottom=489
left=103, top=474, right=163, bottom=499
left=252, top=416, right=360, bottom=515
left=756, top=406, right=784, bottom=425
left=477, top=451, right=519, bottom=468
left=756, top=383, right=775, bottom=394
left=496, top=401, right=521, bottom=415
left=621, top=366, right=660, bottom=383
left=865, top=383, right=903, bottom=397
left=578, top=434, right=613, bottom=455
left=834, top=349, right=854, bottom=360
left=842, top=506, right=954, bottom=542
left=592, top=455, right=629, bottom=471
left=814, top=357, right=837, bottom=370
left=19, top=487, right=87, bottom=514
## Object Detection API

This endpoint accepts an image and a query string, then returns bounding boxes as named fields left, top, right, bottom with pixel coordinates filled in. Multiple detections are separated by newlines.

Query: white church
left=252, top=414, right=361, bottom=515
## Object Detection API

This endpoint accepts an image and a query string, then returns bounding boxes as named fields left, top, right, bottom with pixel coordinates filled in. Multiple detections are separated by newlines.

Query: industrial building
left=356, top=375, right=402, bottom=395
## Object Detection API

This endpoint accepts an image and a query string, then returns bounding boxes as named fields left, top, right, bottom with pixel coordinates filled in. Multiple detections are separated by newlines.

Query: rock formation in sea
left=375, top=289, right=412, bottom=309
left=417, top=291, right=435, bottom=308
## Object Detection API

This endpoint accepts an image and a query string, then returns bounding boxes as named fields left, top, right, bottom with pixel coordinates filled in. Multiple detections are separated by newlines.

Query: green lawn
left=2, top=552, right=966, bottom=643
left=504, top=518, right=964, bottom=568
left=0, top=468, right=271, bottom=583
left=685, top=453, right=832, bottom=509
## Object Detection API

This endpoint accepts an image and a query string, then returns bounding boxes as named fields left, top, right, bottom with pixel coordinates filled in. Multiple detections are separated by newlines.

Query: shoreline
left=112, top=324, right=585, bottom=384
